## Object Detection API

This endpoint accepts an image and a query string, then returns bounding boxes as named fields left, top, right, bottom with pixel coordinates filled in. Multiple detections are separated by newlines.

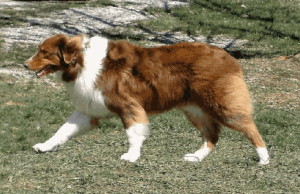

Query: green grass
left=1, top=0, right=116, bottom=28
left=0, top=74, right=299, bottom=193
left=0, top=0, right=299, bottom=193
left=1, top=4, right=77, bottom=27
left=2, top=0, right=299, bottom=57
left=0, top=45, right=36, bottom=68
left=140, top=0, right=300, bottom=57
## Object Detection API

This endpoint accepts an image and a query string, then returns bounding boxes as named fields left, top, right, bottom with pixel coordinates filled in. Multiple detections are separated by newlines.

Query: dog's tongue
left=36, top=69, right=48, bottom=78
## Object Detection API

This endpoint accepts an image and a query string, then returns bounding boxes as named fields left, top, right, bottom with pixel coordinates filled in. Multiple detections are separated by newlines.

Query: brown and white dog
left=25, top=34, right=269, bottom=164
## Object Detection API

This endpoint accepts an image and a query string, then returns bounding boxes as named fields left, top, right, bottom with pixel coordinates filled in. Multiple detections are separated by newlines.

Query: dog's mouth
left=36, top=65, right=59, bottom=78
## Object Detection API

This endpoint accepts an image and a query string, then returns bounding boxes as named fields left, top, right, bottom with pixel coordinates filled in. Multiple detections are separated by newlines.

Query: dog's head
left=25, top=34, right=84, bottom=81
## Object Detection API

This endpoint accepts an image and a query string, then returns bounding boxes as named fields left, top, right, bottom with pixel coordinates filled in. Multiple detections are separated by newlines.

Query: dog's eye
left=40, top=49, right=49, bottom=55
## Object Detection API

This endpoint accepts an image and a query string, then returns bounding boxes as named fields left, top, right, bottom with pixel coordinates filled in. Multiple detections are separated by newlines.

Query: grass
left=0, top=75, right=299, bottom=193
left=0, top=0, right=116, bottom=28
left=0, top=0, right=299, bottom=193
left=1, top=3, right=79, bottom=28
left=140, top=0, right=300, bottom=57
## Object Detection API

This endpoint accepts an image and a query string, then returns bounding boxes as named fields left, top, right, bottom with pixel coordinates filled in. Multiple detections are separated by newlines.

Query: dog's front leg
left=33, top=111, right=95, bottom=153
left=120, top=106, right=150, bottom=162
left=121, top=123, right=150, bottom=162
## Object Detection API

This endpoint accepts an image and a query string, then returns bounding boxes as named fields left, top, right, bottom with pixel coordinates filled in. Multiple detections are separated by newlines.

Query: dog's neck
left=56, top=36, right=109, bottom=83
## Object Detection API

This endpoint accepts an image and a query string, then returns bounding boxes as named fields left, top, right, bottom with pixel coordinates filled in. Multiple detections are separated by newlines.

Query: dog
left=24, top=34, right=269, bottom=164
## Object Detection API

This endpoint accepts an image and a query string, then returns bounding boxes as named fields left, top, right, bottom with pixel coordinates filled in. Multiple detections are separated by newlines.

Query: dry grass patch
left=241, top=55, right=300, bottom=110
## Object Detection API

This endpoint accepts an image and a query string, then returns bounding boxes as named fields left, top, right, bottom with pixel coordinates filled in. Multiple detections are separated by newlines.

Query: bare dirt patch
left=241, top=55, right=300, bottom=110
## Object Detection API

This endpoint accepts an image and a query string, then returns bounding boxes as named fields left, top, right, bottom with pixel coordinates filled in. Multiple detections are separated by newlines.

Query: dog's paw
left=258, top=158, right=270, bottom=165
left=256, top=147, right=270, bottom=165
left=184, top=147, right=211, bottom=162
left=32, top=143, right=59, bottom=153
left=120, top=152, right=140, bottom=162
left=184, top=153, right=202, bottom=162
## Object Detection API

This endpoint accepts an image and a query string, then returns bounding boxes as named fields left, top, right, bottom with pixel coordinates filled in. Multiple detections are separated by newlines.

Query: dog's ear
left=61, top=35, right=83, bottom=65
left=54, top=34, right=68, bottom=49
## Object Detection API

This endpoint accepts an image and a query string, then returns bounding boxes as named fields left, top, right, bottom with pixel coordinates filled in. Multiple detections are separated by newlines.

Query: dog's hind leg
left=211, top=75, right=269, bottom=164
left=221, top=115, right=269, bottom=165
left=33, top=111, right=95, bottom=153
left=181, top=106, right=221, bottom=162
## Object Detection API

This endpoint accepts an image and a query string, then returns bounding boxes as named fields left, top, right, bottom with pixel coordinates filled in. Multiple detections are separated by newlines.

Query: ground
left=0, top=0, right=299, bottom=193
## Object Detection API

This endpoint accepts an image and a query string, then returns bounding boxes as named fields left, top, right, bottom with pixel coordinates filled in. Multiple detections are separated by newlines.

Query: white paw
left=184, top=148, right=211, bottom=162
left=184, top=153, right=202, bottom=162
left=259, top=158, right=270, bottom=165
left=32, top=142, right=59, bottom=153
left=120, top=152, right=140, bottom=162
left=256, top=147, right=269, bottom=165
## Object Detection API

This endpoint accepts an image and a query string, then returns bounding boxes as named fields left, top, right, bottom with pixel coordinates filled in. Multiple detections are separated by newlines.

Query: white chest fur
left=64, top=36, right=111, bottom=118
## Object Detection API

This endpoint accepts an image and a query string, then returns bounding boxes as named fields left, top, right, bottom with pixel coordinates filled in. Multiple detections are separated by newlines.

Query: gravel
left=1, top=0, right=247, bottom=48
left=0, top=0, right=247, bottom=78
left=1, top=0, right=190, bottom=47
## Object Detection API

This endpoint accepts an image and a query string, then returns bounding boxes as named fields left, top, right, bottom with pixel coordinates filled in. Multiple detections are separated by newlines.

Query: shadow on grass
left=193, top=0, right=300, bottom=41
